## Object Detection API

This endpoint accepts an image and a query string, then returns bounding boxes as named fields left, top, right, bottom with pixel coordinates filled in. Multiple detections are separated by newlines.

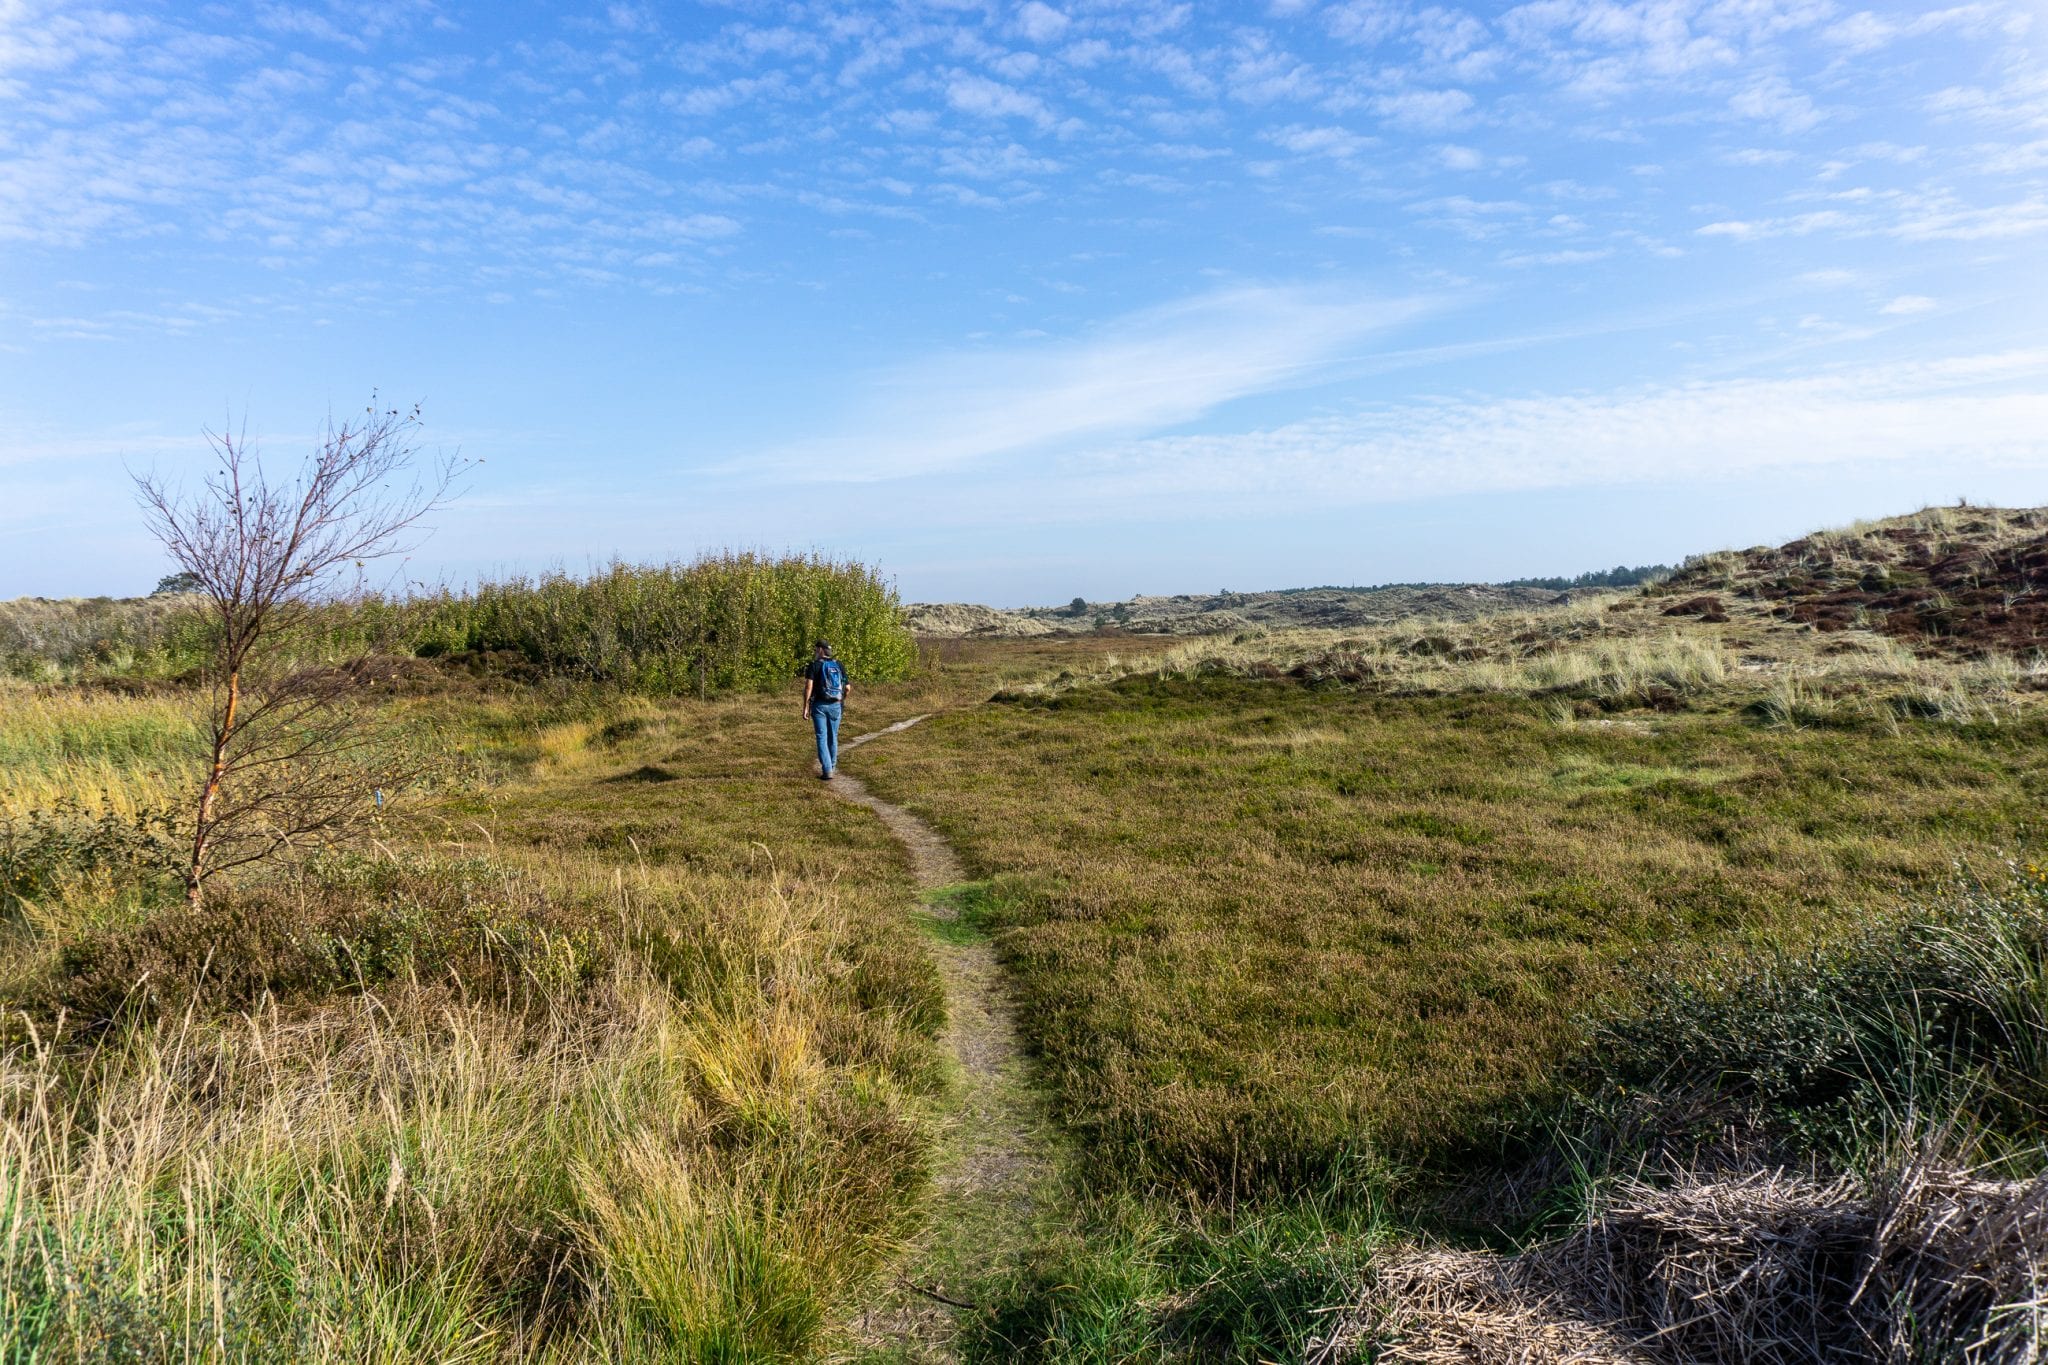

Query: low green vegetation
left=860, top=676, right=2045, bottom=1190
left=1545, top=866, right=2048, bottom=1180
left=968, top=1181, right=1389, bottom=1363
left=0, top=593, right=212, bottom=682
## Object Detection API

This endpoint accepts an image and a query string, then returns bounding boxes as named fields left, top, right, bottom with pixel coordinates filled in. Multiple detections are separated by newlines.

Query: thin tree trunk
left=185, top=666, right=240, bottom=908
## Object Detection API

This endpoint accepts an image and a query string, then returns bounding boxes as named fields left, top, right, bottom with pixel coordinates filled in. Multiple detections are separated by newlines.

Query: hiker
left=800, top=640, right=849, bottom=780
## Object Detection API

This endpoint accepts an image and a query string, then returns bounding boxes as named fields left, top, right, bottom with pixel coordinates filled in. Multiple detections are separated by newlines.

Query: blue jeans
left=810, top=701, right=842, bottom=776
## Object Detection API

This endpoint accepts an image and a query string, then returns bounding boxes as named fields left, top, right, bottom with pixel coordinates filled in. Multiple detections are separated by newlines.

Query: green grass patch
left=965, top=1173, right=1392, bottom=1364
left=0, top=679, right=960, bottom=1360
left=919, top=881, right=1002, bottom=945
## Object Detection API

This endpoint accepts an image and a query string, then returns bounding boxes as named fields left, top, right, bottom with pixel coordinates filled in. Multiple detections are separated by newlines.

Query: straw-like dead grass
left=1337, top=1164, right=2047, bottom=1364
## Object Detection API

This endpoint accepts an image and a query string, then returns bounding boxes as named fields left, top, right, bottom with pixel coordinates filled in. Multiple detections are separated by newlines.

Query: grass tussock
left=0, top=843, right=943, bottom=1362
left=1346, top=871, right=2048, bottom=1364
left=965, top=1177, right=1393, bottom=1364
left=1544, top=869, right=2048, bottom=1176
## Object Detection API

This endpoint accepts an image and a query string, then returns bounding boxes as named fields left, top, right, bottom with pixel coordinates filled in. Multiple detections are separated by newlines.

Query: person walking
left=800, top=640, right=849, bottom=780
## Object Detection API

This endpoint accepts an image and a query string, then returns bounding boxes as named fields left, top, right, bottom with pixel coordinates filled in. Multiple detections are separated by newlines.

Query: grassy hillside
left=1652, top=502, right=2048, bottom=656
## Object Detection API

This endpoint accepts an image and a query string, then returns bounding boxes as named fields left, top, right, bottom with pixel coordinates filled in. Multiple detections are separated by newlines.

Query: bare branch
left=132, top=398, right=466, bottom=906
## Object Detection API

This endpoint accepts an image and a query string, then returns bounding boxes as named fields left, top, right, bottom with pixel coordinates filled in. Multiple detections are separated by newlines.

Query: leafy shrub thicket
left=3, top=554, right=918, bottom=694
left=407, top=553, right=916, bottom=692
left=0, top=802, right=181, bottom=911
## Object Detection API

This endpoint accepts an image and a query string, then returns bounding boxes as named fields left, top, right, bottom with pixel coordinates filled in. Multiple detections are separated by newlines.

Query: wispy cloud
left=749, top=285, right=1438, bottom=481
left=1053, top=350, right=2048, bottom=511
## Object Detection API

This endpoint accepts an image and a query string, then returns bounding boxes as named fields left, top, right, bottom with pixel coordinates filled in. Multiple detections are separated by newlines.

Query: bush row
left=403, top=553, right=915, bottom=692
left=2, top=554, right=917, bottom=694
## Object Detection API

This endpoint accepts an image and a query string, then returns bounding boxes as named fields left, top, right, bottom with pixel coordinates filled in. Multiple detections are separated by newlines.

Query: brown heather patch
left=1653, top=504, right=2048, bottom=658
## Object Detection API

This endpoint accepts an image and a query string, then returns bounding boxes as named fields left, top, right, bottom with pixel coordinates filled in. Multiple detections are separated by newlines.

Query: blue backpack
left=816, top=658, right=845, bottom=702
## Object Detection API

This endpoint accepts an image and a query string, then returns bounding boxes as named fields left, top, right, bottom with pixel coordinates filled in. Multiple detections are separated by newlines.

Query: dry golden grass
left=0, top=685, right=199, bottom=818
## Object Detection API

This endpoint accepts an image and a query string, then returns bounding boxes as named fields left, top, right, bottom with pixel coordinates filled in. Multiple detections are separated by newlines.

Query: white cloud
left=1325, top=1, right=1406, bottom=46
left=1500, top=247, right=1612, bottom=265
left=1371, top=87, right=1473, bottom=131
left=934, top=141, right=1063, bottom=179
left=1825, top=5, right=2012, bottom=54
left=944, top=72, right=1052, bottom=125
left=1729, top=75, right=1821, bottom=133
left=1888, top=194, right=2048, bottom=241
left=1015, top=2, right=1070, bottom=44
left=1696, top=210, right=1853, bottom=239
left=749, top=285, right=1437, bottom=481
left=1880, top=294, right=1937, bottom=315
left=1226, top=40, right=1319, bottom=103
left=1056, top=351, right=2048, bottom=509
left=1268, top=123, right=1373, bottom=158
left=1720, top=146, right=1795, bottom=166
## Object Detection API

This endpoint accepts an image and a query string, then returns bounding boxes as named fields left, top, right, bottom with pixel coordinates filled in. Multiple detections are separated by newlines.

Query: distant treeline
left=1279, top=564, right=1671, bottom=595
left=1499, top=563, right=1672, bottom=590
left=2, top=554, right=916, bottom=693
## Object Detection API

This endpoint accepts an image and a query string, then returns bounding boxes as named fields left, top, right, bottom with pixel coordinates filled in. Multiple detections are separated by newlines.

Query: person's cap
left=814, top=639, right=832, bottom=654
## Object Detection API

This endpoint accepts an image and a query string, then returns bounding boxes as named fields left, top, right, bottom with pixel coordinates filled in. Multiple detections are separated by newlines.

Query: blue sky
left=2, top=0, right=2045, bottom=605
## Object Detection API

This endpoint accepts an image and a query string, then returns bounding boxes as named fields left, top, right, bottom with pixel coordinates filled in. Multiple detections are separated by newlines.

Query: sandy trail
left=830, top=714, right=1048, bottom=1361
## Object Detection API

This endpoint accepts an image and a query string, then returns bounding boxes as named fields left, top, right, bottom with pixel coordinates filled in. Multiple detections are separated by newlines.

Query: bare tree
left=134, top=400, right=463, bottom=908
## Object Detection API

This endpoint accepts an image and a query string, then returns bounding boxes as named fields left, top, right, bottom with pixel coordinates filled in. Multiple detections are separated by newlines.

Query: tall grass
left=0, top=847, right=942, bottom=1362
left=0, top=688, right=199, bottom=819
left=0, top=596, right=211, bottom=683
left=1546, top=866, right=2048, bottom=1178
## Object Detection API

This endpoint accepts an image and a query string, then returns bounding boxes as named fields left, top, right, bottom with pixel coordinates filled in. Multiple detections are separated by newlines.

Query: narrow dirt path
left=830, top=715, right=1050, bottom=1362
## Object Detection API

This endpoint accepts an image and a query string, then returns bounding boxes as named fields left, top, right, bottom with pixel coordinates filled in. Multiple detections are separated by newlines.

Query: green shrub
left=410, top=553, right=914, bottom=693
left=3, top=554, right=917, bottom=696
left=0, top=596, right=212, bottom=682
left=40, top=854, right=609, bottom=1027
left=0, top=802, right=181, bottom=910
left=969, top=1176, right=1390, bottom=1364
